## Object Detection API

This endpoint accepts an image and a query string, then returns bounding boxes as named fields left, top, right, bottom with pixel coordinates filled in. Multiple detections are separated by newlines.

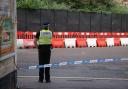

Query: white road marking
left=17, top=76, right=128, bottom=81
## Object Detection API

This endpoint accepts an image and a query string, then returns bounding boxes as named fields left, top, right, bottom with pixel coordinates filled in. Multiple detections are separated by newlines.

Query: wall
left=17, top=9, right=128, bottom=32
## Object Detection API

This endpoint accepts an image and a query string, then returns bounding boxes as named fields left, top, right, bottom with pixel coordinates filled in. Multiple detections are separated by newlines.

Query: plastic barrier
left=97, top=38, right=106, bottom=47
left=52, top=38, right=65, bottom=48
left=112, top=32, right=121, bottom=38
left=95, top=32, right=103, bottom=37
left=120, top=32, right=127, bottom=37
left=64, top=38, right=76, bottom=48
left=17, top=39, right=24, bottom=48
left=112, top=32, right=128, bottom=38
left=76, top=38, right=87, bottom=48
left=105, top=32, right=112, bottom=37
left=53, top=32, right=74, bottom=38
left=106, top=38, right=114, bottom=47
left=120, top=38, right=128, bottom=46
left=53, top=32, right=58, bottom=38
left=17, top=32, right=36, bottom=48
left=68, top=32, right=74, bottom=38
left=52, top=32, right=128, bottom=38
left=23, top=39, right=35, bottom=48
left=17, top=31, right=128, bottom=48
left=60, top=32, right=72, bottom=38
left=85, top=32, right=95, bottom=38
left=86, top=38, right=97, bottom=47
left=73, top=32, right=80, bottom=38
left=24, top=32, right=34, bottom=39
left=33, top=32, right=36, bottom=38
left=17, top=31, right=24, bottom=39
left=66, top=32, right=75, bottom=38
left=73, top=32, right=86, bottom=38
left=23, top=32, right=35, bottom=48
left=61, top=32, right=69, bottom=38
left=70, top=32, right=85, bottom=38
left=80, top=32, right=86, bottom=38
left=95, top=32, right=112, bottom=38
left=53, top=32, right=62, bottom=38
left=114, top=38, right=121, bottom=46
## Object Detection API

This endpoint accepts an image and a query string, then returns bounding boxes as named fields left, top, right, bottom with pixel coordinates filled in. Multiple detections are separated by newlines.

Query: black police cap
left=43, top=22, right=50, bottom=26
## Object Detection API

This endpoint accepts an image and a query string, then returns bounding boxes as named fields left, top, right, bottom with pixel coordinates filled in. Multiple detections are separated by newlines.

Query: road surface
left=17, top=47, right=128, bottom=89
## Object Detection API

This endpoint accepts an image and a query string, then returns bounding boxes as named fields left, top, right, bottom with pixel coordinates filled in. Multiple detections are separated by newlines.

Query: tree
left=16, top=0, right=70, bottom=9
left=53, top=0, right=114, bottom=10
left=16, top=0, right=128, bottom=13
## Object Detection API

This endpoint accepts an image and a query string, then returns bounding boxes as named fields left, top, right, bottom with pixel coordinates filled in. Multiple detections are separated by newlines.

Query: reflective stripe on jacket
left=38, top=29, right=52, bottom=45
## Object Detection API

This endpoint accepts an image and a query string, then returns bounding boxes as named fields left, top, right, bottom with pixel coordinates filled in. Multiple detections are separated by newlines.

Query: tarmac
left=17, top=47, right=128, bottom=89
left=18, top=76, right=128, bottom=89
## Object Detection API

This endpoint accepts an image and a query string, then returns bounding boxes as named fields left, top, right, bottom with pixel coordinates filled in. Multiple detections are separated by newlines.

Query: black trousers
left=38, top=47, right=51, bottom=81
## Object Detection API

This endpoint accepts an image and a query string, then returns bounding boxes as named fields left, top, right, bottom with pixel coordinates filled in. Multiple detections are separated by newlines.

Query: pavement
left=17, top=47, right=128, bottom=89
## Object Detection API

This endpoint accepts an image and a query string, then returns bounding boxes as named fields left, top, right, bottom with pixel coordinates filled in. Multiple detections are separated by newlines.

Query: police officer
left=34, top=22, right=52, bottom=83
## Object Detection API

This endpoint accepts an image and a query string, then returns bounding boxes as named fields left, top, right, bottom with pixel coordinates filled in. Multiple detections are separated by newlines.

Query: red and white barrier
left=86, top=38, right=97, bottom=47
left=76, top=38, right=87, bottom=47
left=97, top=38, right=106, bottom=47
left=23, top=39, right=35, bottom=48
left=17, top=31, right=128, bottom=48
left=64, top=38, right=76, bottom=48
left=17, top=39, right=24, bottom=48
left=17, top=32, right=36, bottom=48
left=106, top=38, right=114, bottom=47
left=52, top=38, right=65, bottom=48
left=120, top=38, right=128, bottom=46
left=114, top=38, right=120, bottom=46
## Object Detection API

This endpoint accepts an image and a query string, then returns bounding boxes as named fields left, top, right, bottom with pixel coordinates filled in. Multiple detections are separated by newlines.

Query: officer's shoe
left=38, top=80, right=43, bottom=83
left=46, top=80, right=51, bottom=83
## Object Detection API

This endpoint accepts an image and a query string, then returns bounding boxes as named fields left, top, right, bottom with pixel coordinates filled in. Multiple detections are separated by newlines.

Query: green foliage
left=16, top=0, right=128, bottom=13
left=17, top=0, right=70, bottom=9
left=111, top=5, right=128, bottom=14
left=53, top=0, right=114, bottom=9
left=68, top=0, right=114, bottom=12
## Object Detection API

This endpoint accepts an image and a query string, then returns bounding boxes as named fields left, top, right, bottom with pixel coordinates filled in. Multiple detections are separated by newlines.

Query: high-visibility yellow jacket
left=38, top=29, right=52, bottom=45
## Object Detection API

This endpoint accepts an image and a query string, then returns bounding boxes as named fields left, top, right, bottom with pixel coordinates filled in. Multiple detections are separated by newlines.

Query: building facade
left=0, top=0, right=17, bottom=89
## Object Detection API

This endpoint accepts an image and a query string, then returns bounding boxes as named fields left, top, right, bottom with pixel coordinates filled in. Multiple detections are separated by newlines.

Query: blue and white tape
left=27, top=57, right=128, bottom=70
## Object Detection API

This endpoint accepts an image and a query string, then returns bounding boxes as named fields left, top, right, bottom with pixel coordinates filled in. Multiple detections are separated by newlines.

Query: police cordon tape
left=20, top=57, right=128, bottom=70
